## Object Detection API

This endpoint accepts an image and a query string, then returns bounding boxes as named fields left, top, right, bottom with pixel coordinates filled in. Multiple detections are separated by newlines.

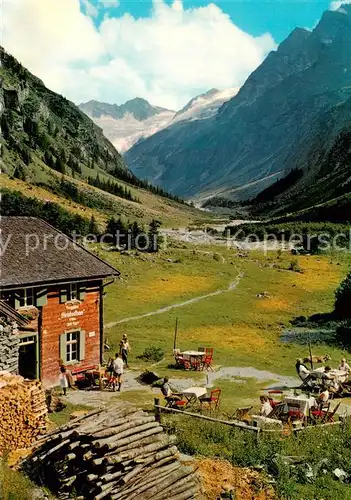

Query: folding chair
left=199, top=388, right=221, bottom=411
left=310, top=402, right=331, bottom=424
left=267, top=403, right=285, bottom=420
left=201, top=348, right=214, bottom=371
left=234, top=406, right=253, bottom=423
left=287, top=402, right=305, bottom=424
left=325, top=402, right=341, bottom=423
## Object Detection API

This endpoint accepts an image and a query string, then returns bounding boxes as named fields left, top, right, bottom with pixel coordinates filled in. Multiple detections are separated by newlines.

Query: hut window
left=60, top=330, right=85, bottom=364
left=19, top=288, right=34, bottom=307
left=66, top=331, right=80, bottom=363
left=60, top=284, right=86, bottom=303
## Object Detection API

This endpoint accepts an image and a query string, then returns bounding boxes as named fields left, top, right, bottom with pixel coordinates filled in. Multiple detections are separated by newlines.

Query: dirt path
left=105, top=271, right=244, bottom=328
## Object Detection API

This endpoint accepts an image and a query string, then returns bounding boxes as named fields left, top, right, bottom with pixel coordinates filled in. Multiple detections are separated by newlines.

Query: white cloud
left=2, top=0, right=276, bottom=110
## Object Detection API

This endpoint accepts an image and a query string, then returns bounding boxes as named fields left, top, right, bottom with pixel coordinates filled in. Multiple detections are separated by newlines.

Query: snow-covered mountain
left=79, top=89, right=237, bottom=153
left=79, top=98, right=174, bottom=153
left=172, top=88, right=238, bottom=124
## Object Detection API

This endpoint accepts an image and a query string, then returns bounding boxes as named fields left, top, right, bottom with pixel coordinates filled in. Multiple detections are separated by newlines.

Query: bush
left=137, top=346, right=164, bottom=363
left=165, top=416, right=351, bottom=500
left=335, top=271, right=351, bottom=318
left=289, top=258, right=301, bottom=273
left=335, top=324, right=351, bottom=349
left=0, top=460, right=35, bottom=500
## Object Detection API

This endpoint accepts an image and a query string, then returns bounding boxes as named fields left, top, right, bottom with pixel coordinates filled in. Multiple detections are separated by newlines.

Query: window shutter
left=78, top=285, right=86, bottom=302
left=14, top=290, right=22, bottom=309
left=60, top=287, right=68, bottom=304
left=79, top=330, right=86, bottom=361
left=36, top=288, right=48, bottom=307
left=60, top=333, right=67, bottom=363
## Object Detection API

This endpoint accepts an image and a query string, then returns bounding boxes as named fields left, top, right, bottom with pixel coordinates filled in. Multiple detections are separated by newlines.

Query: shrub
left=289, top=258, right=301, bottom=273
left=335, top=271, right=351, bottom=318
left=137, top=346, right=164, bottom=363
left=164, top=416, right=351, bottom=500
left=0, top=460, right=35, bottom=500
left=335, top=325, right=351, bottom=349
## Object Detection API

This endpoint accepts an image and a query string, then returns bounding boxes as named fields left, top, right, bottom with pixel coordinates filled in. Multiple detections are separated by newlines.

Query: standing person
left=59, top=366, right=69, bottom=396
left=112, top=352, right=124, bottom=392
left=119, top=334, right=131, bottom=368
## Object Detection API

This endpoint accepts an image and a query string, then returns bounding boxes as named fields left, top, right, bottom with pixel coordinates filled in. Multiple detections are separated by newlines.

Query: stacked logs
left=22, top=407, right=202, bottom=500
left=0, top=372, right=47, bottom=452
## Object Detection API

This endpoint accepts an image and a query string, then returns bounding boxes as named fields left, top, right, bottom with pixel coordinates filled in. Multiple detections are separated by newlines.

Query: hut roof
left=0, top=217, right=120, bottom=288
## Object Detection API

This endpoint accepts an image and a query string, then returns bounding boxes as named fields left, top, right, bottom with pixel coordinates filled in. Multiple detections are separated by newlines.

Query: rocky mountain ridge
left=79, top=88, right=237, bottom=153
left=124, top=4, right=351, bottom=210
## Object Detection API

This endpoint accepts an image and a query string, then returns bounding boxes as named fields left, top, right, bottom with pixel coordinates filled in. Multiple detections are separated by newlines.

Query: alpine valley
left=124, top=5, right=351, bottom=221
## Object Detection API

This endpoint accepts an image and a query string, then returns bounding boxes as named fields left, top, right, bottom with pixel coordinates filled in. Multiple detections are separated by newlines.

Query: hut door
left=19, top=334, right=39, bottom=379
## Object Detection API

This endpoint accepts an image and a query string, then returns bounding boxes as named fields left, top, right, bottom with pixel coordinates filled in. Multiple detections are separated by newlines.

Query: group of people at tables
left=256, top=357, right=351, bottom=424
left=295, top=357, right=351, bottom=397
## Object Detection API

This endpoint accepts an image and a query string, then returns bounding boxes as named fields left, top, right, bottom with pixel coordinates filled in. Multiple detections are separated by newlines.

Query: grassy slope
left=1, top=164, right=209, bottom=228
left=100, top=243, right=351, bottom=409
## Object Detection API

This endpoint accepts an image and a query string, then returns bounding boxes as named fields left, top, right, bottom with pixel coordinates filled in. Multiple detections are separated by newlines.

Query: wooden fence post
left=154, top=398, right=161, bottom=423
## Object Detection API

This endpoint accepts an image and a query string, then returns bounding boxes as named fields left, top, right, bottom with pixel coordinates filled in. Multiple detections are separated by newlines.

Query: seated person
left=318, top=386, right=330, bottom=404
left=338, top=358, right=351, bottom=374
left=259, top=396, right=272, bottom=417
left=322, top=366, right=340, bottom=394
left=161, top=377, right=182, bottom=405
left=295, top=359, right=310, bottom=381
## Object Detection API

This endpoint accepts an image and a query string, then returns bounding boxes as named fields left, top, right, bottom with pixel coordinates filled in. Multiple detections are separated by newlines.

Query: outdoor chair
left=325, top=402, right=341, bottom=423
left=191, top=357, right=202, bottom=371
left=198, top=346, right=205, bottom=352
left=267, top=403, right=285, bottom=420
left=268, top=390, right=283, bottom=408
left=287, top=402, right=305, bottom=424
left=310, top=402, right=331, bottom=424
left=174, top=399, right=188, bottom=409
left=199, top=388, right=221, bottom=411
left=234, top=406, right=253, bottom=423
left=201, top=348, right=214, bottom=371
left=164, top=395, right=183, bottom=408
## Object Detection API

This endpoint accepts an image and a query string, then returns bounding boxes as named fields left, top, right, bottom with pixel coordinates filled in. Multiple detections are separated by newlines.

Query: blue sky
left=97, top=0, right=331, bottom=41
left=3, top=0, right=338, bottom=108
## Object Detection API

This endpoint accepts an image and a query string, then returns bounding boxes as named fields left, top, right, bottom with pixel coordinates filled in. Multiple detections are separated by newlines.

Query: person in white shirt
left=318, top=386, right=329, bottom=404
left=260, top=396, right=272, bottom=417
left=112, top=352, right=124, bottom=392
left=59, top=366, right=69, bottom=396
left=338, top=358, right=351, bottom=374
left=295, top=359, right=310, bottom=381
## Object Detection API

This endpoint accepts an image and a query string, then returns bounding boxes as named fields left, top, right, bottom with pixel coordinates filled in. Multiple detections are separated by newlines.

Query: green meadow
left=99, top=242, right=351, bottom=386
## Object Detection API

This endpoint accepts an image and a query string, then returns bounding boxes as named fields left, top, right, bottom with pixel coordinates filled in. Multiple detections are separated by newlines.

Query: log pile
left=22, top=407, right=203, bottom=500
left=0, top=324, right=19, bottom=373
left=0, top=372, right=47, bottom=452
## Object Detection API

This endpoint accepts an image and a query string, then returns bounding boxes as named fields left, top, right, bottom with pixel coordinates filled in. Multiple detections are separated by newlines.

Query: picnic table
left=310, top=367, right=348, bottom=383
left=180, top=386, right=207, bottom=405
left=284, top=395, right=317, bottom=416
left=180, top=351, right=206, bottom=370
left=181, top=351, right=205, bottom=358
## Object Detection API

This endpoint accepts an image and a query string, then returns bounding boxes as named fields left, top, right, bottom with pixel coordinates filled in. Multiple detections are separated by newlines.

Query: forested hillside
left=0, top=47, right=204, bottom=228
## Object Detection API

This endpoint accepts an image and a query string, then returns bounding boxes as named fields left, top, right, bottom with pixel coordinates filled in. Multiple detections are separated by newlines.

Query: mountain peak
left=277, top=27, right=311, bottom=54
left=79, top=97, right=173, bottom=122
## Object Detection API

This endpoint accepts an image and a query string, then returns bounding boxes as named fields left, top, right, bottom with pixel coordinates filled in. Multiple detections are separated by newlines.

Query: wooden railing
left=153, top=398, right=344, bottom=435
